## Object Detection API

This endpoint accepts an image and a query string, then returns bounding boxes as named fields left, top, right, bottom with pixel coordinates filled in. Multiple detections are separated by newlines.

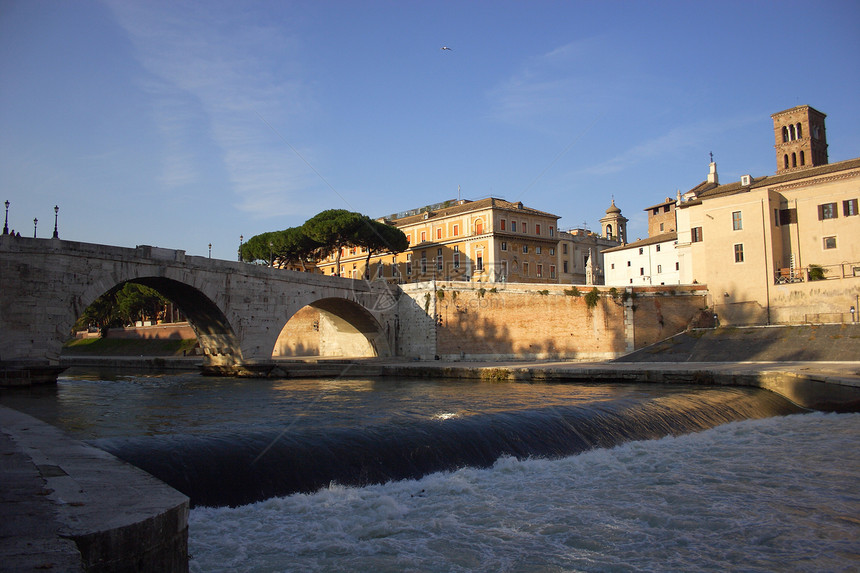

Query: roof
left=643, top=197, right=676, bottom=211
left=602, top=232, right=677, bottom=253
left=390, top=197, right=559, bottom=226
left=678, top=157, right=860, bottom=208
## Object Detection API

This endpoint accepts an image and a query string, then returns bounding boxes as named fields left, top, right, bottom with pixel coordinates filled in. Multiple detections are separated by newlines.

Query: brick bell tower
left=771, top=105, right=828, bottom=174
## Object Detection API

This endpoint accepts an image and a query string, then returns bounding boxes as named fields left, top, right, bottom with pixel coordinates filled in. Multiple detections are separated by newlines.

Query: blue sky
left=2, top=0, right=858, bottom=259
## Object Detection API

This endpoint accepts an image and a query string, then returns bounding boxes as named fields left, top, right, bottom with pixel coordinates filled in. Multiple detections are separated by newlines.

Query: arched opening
left=796, top=123, right=803, bottom=139
left=273, top=297, right=390, bottom=358
left=789, top=124, right=796, bottom=140
left=782, top=126, right=789, bottom=142
left=605, top=224, right=613, bottom=239
left=800, top=150, right=805, bottom=166
left=65, top=277, right=241, bottom=362
left=784, top=154, right=789, bottom=169
left=791, top=152, right=797, bottom=167
left=475, top=220, right=484, bottom=235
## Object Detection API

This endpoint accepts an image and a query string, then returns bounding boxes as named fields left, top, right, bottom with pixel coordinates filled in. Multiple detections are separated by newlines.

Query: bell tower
left=771, top=105, right=828, bottom=174
left=599, top=199, right=627, bottom=245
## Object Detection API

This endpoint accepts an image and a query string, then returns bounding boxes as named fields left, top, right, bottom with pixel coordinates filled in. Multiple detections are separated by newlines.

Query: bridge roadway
left=1, top=234, right=433, bottom=383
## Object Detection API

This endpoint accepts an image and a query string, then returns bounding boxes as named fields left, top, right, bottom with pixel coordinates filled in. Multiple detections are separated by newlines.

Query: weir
left=94, top=386, right=802, bottom=508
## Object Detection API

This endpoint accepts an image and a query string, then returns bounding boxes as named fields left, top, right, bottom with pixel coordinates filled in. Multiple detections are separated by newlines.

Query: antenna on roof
left=458, top=185, right=461, bottom=201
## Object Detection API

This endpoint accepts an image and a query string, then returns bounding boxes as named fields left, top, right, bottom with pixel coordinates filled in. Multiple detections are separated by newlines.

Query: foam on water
left=189, top=412, right=859, bottom=572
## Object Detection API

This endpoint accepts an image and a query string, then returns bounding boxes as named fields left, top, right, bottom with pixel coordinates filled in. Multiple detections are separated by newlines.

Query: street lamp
left=238, top=235, right=244, bottom=262
left=3, top=200, right=9, bottom=235
left=851, top=306, right=856, bottom=323
left=33, top=218, right=38, bottom=238
left=208, top=243, right=212, bottom=259
left=52, top=205, right=59, bottom=239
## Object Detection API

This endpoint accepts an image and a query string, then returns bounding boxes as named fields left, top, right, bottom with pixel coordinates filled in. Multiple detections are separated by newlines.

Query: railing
left=774, top=262, right=860, bottom=285
left=803, top=312, right=858, bottom=325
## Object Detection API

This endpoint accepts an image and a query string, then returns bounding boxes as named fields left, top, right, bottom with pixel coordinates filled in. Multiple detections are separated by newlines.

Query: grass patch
left=481, top=368, right=511, bottom=382
left=63, top=337, right=198, bottom=356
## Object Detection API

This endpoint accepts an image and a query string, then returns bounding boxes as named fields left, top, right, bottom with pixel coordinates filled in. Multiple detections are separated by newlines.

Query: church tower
left=599, top=199, right=627, bottom=245
left=771, top=105, right=828, bottom=174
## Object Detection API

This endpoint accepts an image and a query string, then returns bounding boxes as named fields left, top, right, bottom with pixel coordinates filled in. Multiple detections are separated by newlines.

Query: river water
left=2, top=369, right=857, bottom=572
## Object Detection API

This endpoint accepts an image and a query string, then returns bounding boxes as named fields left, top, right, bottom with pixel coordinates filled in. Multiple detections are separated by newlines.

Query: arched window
left=791, top=152, right=797, bottom=167
left=606, top=224, right=613, bottom=239
left=789, top=124, right=796, bottom=140
left=800, top=150, right=805, bottom=166
left=784, top=154, right=789, bottom=169
left=782, top=126, right=789, bottom=142
left=796, top=123, right=803, bottom=139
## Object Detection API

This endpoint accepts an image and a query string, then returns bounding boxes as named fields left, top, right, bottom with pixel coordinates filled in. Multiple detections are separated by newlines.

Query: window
left=523, top=245, right=528, bottom=254
left=406, top=234, right=411, bottom=244
left=500, top=219, right=506, bottom=231
left=675, top=262, right=679, bottom=271
left=436, top=228, right=442, bottom=240
left=656, top=244, right=661, bottom=252
left=511, top=221, right=517, bottom=232
left=779, top=209, right=796, bottom=225
left=420, top=252, right=427, bottom=273
left=392, top=256, right=399, bottom=277
left=563, top=261, right=569, bottom=273
left=376, top=263, right=384, bottom=278
left=537, top=264, right=543, bottom=278
left=475, top=220, right=483, bottom=235
left=523, top=263, right=529, bottom=276
left=549, top=226, right=554, bottom=237
left=732, top=211, right=743, bottom=230
left=501, top=241, right=507, bottom=251
left=549, top=247, right=555, bottom=255
left=453, top=246, right=460, bottom=269
left=521, top=222, right=527, bottom=234
left=563, top=243, right=568, bottom=254
left=640, top=267, right=645, bottom=276
left=660, top=223, right=664, bottom=232
left=691, top=227, right=703, bottom=242
left=406, top=254, right=412, bottom=275
left=420, top=231, right=426, bottom=242
left=550, top=265, right=556, bottom=279
left=638, top=247, right=644, bottom=255
left=437, top=248, right=443, bottom=271
left=734, top=244, right=744, bottom=263
left=823, top=236, right=837, bottom=250
left=535, top=224, right=541, bottom=235
left=610, top=263, right=615, bottom=269
left=453, top=224, right=459, bottom=236
left=657, top=264, right=662, bottom=273
left=627, top=261, right=631, bottom=267
left=818, top=203, right=837, bottom=220
left=476, top=252, right=483, bottom=272
left=536, top=246, right=542, bottom=254
left=844, top=199, right=858, bottom=217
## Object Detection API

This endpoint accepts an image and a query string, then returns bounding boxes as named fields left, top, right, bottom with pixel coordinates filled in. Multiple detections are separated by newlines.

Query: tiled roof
left=390, top=197, right=559, bottom=226
left=602, top=232, right=677, bottom=253
left=678, top=157, right=860, bottom=208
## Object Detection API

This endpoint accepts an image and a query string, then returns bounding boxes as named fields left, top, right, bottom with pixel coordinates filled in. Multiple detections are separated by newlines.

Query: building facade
left=676, top=105, right=860, bottom=324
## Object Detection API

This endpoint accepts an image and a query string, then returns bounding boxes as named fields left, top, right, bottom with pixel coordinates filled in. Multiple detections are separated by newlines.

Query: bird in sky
left=441, top=46, right=452, bottom=51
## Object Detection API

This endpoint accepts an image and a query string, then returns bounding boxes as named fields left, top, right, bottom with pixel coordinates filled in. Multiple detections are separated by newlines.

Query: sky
left=1, top=1, right=859, bottom=259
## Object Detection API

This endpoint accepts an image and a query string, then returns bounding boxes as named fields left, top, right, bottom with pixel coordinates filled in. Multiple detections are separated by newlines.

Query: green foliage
left=807, top=264, right=827, bottom=281
left=584, top=287, right=601, bottom=309
left=608, top=287, right=619, bottom=299
left=477, top=287, right=486, bottom=298
left=489, top=287, right=498, bottom=294
left=537, top=289, right=549, bottom=296
left=436, top=288, right=445, bottom=300
left=74, top=283, right=170, bottom=334
left=564, top=287, right=581, bottom=297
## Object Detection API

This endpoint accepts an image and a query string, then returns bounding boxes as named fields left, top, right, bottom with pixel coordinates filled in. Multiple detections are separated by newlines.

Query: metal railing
left=774, top=262, right=860, bottom=285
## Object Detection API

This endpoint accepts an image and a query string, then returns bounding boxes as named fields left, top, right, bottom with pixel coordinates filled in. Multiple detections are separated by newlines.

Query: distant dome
left=606, top=199, right=621, bottom=214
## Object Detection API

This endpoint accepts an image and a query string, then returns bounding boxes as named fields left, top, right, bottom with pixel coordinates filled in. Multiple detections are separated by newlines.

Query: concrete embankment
left=0, top=406, right=189, bottom=572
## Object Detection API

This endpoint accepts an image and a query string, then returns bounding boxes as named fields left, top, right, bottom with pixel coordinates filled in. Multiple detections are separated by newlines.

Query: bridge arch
left=274, top=297, right=392, bottom=359
left=76, top=276, right=243, bottom=362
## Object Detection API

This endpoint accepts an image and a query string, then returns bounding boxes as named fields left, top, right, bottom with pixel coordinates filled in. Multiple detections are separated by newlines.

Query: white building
left=603, top=233, right=680, bottom=286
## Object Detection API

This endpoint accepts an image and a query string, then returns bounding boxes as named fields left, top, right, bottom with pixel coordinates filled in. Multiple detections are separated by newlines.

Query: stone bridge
left=0, top=235, right=433, bottom=381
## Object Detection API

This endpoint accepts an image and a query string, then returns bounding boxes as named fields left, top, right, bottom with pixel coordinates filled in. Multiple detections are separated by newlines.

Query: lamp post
left=238, top=235, right=243, bottom=262
left=52, top=205, right=59, bottom=239
left=3, top=200, right=9, bottom=235
left=851, top=306, right=856, bottom=323
left=208, top=243, right=212, bottom=259
left=33, top=218, right=38, bottom=238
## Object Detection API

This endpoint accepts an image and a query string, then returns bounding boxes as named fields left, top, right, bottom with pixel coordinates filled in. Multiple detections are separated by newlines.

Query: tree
left=278, top=226, right=323, bottom=271
left=302, top=209, right=366, bottom=275
left=74, top=283, right=170, bottom=336
left=353, top=217, right=409, bottom=277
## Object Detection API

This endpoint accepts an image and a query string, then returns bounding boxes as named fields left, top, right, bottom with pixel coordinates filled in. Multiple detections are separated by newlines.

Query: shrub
left=584, top=287, right=601, bottom=309
left=564, top=287, right=581, bottom=297
left=808, top=264, right=827, bottom=281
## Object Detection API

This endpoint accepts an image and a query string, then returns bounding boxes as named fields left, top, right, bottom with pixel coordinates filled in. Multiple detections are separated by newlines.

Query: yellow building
left=316, top=197, right=562, bottom=283
left=676, top=105, right=860, bottom=325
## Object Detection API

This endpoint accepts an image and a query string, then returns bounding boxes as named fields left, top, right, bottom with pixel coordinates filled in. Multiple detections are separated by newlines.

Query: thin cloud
left=104, top=0, right=319, bottom=218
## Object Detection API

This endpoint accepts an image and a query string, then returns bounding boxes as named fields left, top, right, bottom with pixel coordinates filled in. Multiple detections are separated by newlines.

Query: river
left=2, top=369, right=857, bottom=572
